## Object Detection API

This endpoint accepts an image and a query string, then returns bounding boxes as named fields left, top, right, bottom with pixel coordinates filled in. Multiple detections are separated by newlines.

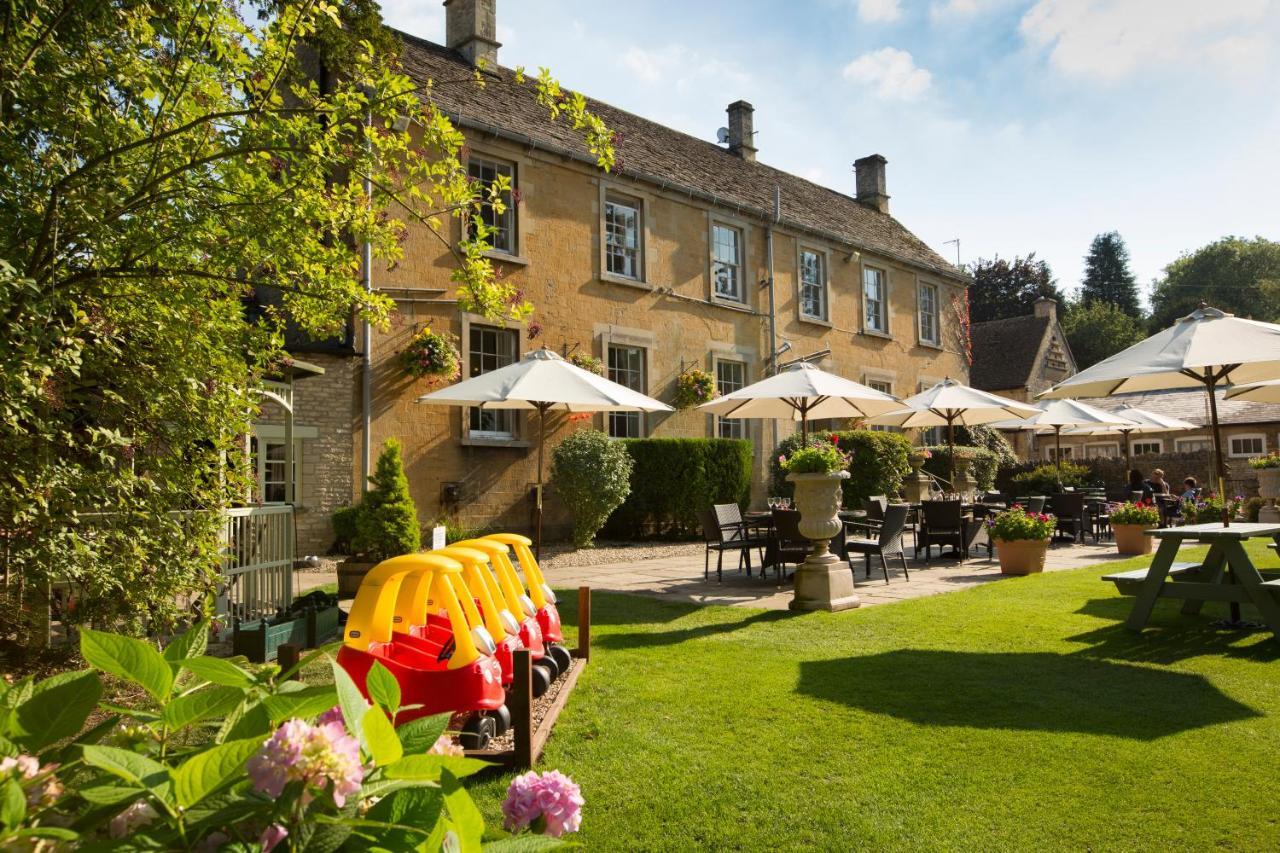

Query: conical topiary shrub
left=354, top=438, right=421, bottom=561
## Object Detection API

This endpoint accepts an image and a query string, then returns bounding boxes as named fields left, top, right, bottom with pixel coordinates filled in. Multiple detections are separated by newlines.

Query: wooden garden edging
left=466, top=586, right=591, bottom=770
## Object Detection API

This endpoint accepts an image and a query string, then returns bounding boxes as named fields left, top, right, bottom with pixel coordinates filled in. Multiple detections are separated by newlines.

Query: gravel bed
left=474, top=657, right=583, bottom=754
left=539, top=541, right=702, bottom=570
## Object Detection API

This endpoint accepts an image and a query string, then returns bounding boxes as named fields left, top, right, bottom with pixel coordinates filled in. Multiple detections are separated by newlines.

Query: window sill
left=916, top=338, right=943, bottom=351
left=798, top=314, right=832, bottom=328
left=861, top=328, right=893, bottom=341
left=461, top=436, right=532, bottom=449
left=711, top=295, right=753, bottom=313
left=600, top=273, right=651, bottom=290
left=483, top=250, right=530, bottom=266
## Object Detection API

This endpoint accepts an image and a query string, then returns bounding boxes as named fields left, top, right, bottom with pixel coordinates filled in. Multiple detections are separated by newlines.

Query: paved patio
left=538, top=540, right=1148, bottom=610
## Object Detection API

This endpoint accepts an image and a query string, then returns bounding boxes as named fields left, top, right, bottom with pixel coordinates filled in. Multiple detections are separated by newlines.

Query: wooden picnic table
left=1103, top=522, right=1280, bottom=637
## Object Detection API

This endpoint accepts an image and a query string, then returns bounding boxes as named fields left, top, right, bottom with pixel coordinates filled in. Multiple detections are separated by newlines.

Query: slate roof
left=1083, top=389, right=1280, bottom=427
left=969, top=314, right=1052, bottom=391
left=396, top=31, right=963, bottom=281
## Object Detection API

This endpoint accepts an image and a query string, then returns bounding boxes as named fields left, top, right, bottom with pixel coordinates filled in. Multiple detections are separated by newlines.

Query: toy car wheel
left=531, top=664, right=551, bottom=698
left=534, top=656, right=560, bottom=682
left=460, top=714, right=496, bottom=750
left=489, top=704, right=512, bottom=736
left=548, top=644, right=573, bottom=673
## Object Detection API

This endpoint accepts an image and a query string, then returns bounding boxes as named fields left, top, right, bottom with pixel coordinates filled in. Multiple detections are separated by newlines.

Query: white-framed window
left=607, top=344, right=646, bottom=437
left=864, top=266, right=888, bottom=333
left=714, top=359, right=747, bottom=439
left=922, top=426, right=945, bottom=446
left=604, top=193, right=643, bottom=280
left=1131, top=439, right=1163, bottom=456
left=1229, top=434, right=1265, bottom=458
left=866, top=379, right=895, bottom=432
left=1176, top=438, right=1211, bottom=453
left=467, top=156, right=516, bottom=255
left=250, top=437, right=301, bottom=504
left=1085, top=443, right=1120, bottom=459
left=918, top=281, right=939, bottom=345
left=712, top=224, right=743, bottom=302
left=799, top=248, right=828, bottom=321
left=1046, top=445, right=1074, bottom=461
left=468, top=325, right=520, bottom=439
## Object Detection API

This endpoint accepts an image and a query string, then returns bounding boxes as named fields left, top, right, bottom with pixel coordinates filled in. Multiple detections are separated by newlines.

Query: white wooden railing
left=220, top=505, right=294, bottom=623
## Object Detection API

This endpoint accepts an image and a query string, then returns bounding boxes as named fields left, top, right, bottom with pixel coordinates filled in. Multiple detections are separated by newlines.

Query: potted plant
left=779, top=437, right=859, bottom=612
left=987, top=505, right=1055, bottom=575
left=908, top=448, right=932, bottom=473
left=337, top=439, right=421, bottom=597
left=399, top=325, right=461, bottom=384
left=1110, top=501, right=1159, bottom=555
left=673, top=368, right=717, bottom=410
left=1250, top=452, right=1280, bottom=522
left=568, top=351, right=604, bottom=375
left=1181, top=494, right=1244, bottom=525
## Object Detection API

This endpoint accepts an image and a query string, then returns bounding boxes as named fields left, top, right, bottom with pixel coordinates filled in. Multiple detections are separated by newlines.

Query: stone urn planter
left=1113, top=524, right=1155, bottom=556
left=992, top=537, right=1050, bottom=575
left=786, top=470, right=860, bottom=612
left=1256, top=468, right=1280, bottom=523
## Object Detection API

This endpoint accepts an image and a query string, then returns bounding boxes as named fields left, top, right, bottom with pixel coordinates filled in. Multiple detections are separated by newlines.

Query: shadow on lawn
left=1068, top=597, right=1280, bottom=665
left=594, top=608, right=792, bottom=651
left=797, top=649, right=1260, bottom=739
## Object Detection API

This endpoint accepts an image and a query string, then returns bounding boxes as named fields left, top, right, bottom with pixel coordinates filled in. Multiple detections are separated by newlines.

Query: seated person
left=1148, top=468, right=1171, bottom=495
left=1180, top=477, right=1199, bottom=501
left=1128, top=468, right=1154, bottom=501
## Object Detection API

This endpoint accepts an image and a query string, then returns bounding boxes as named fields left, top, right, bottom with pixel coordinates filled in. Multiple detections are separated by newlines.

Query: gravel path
left=538, top=541, right=703, bottom=569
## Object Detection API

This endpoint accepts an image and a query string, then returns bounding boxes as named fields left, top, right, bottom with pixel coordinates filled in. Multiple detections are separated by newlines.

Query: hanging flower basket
left=568, top=352, right=604, bottom=376
left=399, top=326, right=461, bottom=383
left=674, top=368, right=717, bottom=410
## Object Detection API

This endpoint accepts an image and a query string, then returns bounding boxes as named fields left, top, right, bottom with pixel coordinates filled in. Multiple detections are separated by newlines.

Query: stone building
left=261, top=1, right=971, bottom=555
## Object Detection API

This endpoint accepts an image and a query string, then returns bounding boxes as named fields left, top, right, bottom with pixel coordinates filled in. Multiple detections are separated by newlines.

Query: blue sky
left=382, top=0, right=1280, bottom=304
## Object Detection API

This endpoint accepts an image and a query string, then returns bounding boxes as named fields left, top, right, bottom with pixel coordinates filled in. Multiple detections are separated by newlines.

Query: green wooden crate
left=233, top=616, right=307, bottom=663
left=307, top=606, right=342, bottom=647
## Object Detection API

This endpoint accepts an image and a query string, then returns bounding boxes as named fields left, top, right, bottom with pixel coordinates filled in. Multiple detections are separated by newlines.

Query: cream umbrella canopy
left=865, top=378, right=1040, bottom=489
left=992, top=399, right=1137, bottom=486
left=1040, top=305, right=1280, bottom=523
left=416, top=347, right=673, bottom=556
left=1061, top=405, right=1198, bottom=470
left=696, top=360, right=903, bottom=445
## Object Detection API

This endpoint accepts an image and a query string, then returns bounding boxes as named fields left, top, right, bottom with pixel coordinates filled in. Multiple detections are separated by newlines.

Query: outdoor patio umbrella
left=416, top=347, right=673, bottom=557
left=991, top=399, right=1136, bottom=486
left=864, top=378, right=1040, bottom=490
left=1224, top=378, right=1280, bottom=404
left=1061, top=405, right=1197, bottom=470
left=696, top=360, right=903, bottom=445
left=1039, top=305, right=1280, bottom=525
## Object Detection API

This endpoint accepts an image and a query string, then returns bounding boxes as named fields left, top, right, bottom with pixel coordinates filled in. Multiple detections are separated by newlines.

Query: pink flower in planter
left=1, top=753, right=62, bottom=807
left=109, top=800, right=158, bottom=838
left=247, top=717, right=365, bottom=807
left=502, top=770, right=584, bottom=837
left=260, top=824, right=289, bottom=852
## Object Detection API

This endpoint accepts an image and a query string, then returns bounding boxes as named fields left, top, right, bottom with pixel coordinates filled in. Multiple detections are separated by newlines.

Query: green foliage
left=778, top=436, right=851, bottom=475
left=1248, top=451, right=1280, bottom=469
left=551, top=430, right=635, bottom=548
left=987, top=506, right=1055, bottom=541
left=1182, top=495, right=1243, bottom=524
left=0, top=622, right=554, bottom=849
left=923, top=446, right=1000, bottom=492
left=332, top=505, right=362, bottom=553
left=354, top=439, right=421, bottom=561
left=0, top=1, right=612, bottom=640
left=1149, top=236, right=1280, bottom=330
left=568, top=353, right=604, bottom=375
left=953, top=425, right=1018, bottom=469
left=966, top=254, right=1065, bottom=323
left=1243, top=496, right=1264, bottom=523
left=1063, top=300, right=1146, bottom=370
left=605, top=438, right=752, bottom=538
left=1080, top=231, right=1141, bottom=318
left=1110, top=501, right=1160, bottom=526
left=1010, top=461, right=1090, bottom=495
left=399, top=326, right=461, bottom=381
left=673, top=369, right=717, bottom=410
left=769, top=430, right=912, bottom=509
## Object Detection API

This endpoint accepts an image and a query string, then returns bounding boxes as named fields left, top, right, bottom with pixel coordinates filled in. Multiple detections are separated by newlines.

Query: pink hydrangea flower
left=428, top=734, right=464, bottom=757
left=315, top=705, right=345, bottom=728
left=109, top=800, right=158, bottom=838
left=502, top=770, right=584, bottom=837
left=1, top=753, right=62, bottom=807
left=247, top=717, right=365, bottom=808
left=259, top=824, right=289, bottom=852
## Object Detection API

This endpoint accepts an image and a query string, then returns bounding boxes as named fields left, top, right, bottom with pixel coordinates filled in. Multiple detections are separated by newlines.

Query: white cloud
left=930, top=0, right=982, bottom=19
left=856, top=0, right=902, bottom=23
left=842, top=47, right=933, bottom=100
left=620, top=45, right=751, bottom=92
left=1020, top=0, right=1275, bottom=81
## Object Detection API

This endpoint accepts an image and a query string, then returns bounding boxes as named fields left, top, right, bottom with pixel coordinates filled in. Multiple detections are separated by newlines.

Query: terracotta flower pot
left=992, top=537, right=1050, bottom=575
left=1113, top=523, right=1154, bottom=556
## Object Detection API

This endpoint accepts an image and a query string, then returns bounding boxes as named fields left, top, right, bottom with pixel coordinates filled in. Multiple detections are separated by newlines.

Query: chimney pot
left=854, top=154, right=889, bottom=214
left=1034, top=296, right=1058, bottom=320
left=444, top=0, right=500, bottom=67
left=726, top=100, right=757, bottom=162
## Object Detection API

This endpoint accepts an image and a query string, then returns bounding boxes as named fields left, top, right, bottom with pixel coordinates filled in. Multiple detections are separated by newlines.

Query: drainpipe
left=766, top=187, right=780, bottom=456
left=360, top=103, right=373, bottom=494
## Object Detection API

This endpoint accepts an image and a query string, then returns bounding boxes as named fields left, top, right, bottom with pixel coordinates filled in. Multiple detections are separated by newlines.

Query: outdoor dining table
left=1103, top=522, right=1280, bottom=637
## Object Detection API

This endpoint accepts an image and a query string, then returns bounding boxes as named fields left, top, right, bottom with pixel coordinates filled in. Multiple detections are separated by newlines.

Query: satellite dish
left=716, top=127, right=730, bottom=144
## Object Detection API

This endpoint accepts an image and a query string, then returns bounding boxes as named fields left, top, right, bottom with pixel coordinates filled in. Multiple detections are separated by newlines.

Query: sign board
left=432, top=525, right=446, bottom=551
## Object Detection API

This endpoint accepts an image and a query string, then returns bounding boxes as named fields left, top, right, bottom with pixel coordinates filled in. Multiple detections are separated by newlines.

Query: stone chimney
left=1034, top=296, right=1058, bottom=320
left=444, top=0, right=500, bottom=67
left=854, top=154, right=889, bottom=214
left=726, top=100, right=757, bottom=162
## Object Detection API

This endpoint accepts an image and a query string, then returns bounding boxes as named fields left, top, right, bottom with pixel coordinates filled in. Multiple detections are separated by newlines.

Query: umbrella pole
left=1055, top=426, right=1063, bottom=490
left=1205, top=376, right=1229, bottom=527
left=536, top=403, right=547, bottom=559
left=800, top=400, right=808, bottom=448
left=1122, top=428, right=1131, bottom=475
left=947, top=418, right=956, bottom=496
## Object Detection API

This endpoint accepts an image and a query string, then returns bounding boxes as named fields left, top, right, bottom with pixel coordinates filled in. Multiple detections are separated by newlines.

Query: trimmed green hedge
left=603, top=438, right=753, bottom=538
left=923, top=445, right=1000, bottom=492
left=769, top=430, right=912, bottom=509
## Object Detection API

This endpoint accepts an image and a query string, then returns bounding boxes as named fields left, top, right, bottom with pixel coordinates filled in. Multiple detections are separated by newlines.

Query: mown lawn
left=469, top=541, right=1280, bottom=850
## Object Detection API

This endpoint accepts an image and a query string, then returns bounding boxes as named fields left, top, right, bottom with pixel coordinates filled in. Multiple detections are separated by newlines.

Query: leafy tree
left=354, top=439, right=420, bottom=560
left=1062, top=300, right=1146, bottom=369
left=966, top=254, right=1065, bottom=323
left=1148, top=236, right=1280, bottom=330
left=552, top=430, right=634, bottom=548
left=1081, top=231, right=1141, bottom=318
left=0, top=1, right=612, bottom=637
